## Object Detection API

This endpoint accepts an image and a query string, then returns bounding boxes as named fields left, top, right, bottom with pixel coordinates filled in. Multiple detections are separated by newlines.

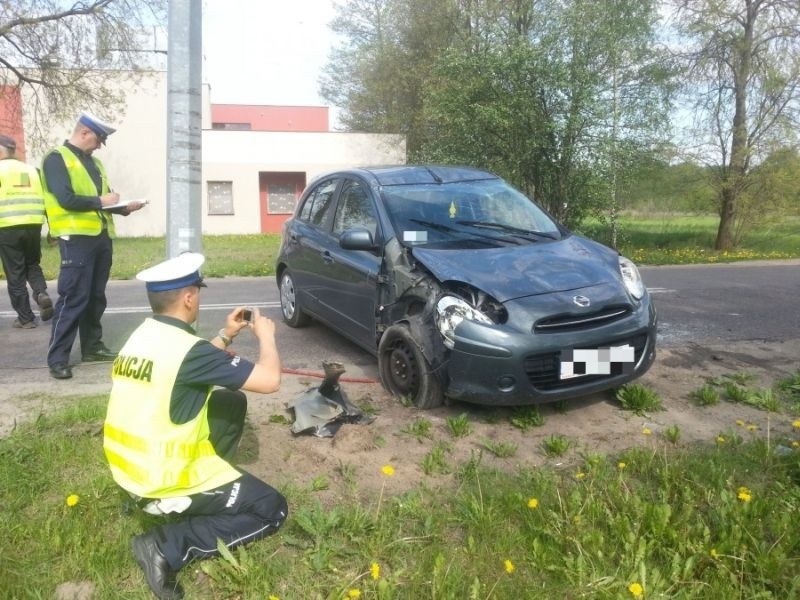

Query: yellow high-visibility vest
left=0, top=159, right=46, bottom=227
left=104, top=318, right=241, bottom=498
left=41, top=146, right=115, bottom=237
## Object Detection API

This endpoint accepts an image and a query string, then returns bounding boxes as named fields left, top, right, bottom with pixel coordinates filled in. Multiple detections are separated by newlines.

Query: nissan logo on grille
left=573, top=295, right=591, bottom=308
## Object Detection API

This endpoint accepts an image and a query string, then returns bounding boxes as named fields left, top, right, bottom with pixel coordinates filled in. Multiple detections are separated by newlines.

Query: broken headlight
left=436, top=295, right=493, bottom=349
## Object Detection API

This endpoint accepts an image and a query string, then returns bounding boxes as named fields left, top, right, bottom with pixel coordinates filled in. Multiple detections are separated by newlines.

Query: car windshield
left=381, top=179, right=562, bottom=247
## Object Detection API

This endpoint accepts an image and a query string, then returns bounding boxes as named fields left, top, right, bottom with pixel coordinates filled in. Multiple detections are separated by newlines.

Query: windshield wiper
left=408, top=218, right=521, bottom=245
left=455, top=220, right=559, bottom=240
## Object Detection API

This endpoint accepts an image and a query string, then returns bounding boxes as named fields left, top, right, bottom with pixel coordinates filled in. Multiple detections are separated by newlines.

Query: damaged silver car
left=276, top=166, right=656, bottom=408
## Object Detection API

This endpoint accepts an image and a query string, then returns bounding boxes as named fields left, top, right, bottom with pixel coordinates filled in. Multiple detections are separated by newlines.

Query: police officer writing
left=103, top=252, right=288, bottom=600
left=42, top=111, right=144, bottom=379
left=0, top=134, right=53, bottom=328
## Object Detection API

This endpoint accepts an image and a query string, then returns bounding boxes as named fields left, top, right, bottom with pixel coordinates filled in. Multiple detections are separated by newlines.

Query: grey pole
left=166, top=0, right=202, bottom=258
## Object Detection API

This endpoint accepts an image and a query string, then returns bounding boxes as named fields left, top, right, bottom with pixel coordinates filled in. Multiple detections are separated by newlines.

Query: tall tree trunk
left=715, top=184, right=737, bottom=250
left=714, top=0, right=754, bottom=252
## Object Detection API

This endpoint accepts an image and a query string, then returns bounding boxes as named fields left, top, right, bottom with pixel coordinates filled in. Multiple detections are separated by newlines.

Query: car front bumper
left=444, top=296, right=657, bottom=406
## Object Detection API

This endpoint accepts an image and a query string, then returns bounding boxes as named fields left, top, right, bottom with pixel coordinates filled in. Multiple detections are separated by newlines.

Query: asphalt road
left=1, top=260, right=798, bottom=382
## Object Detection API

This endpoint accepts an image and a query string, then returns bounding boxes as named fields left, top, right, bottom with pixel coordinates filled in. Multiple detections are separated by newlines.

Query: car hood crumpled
left=410, top=235, right=621, bottom=303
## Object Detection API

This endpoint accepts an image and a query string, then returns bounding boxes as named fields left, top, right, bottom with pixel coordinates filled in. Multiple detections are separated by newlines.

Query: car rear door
left=313, top=177, right=383, bottom=350
left=283, top=178, right=341, bottom=314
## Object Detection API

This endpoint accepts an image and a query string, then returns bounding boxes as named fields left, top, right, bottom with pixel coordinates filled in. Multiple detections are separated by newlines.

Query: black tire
left=378, top=323, right=444, bottom=409
left=279, top=270, right=310, bottom=327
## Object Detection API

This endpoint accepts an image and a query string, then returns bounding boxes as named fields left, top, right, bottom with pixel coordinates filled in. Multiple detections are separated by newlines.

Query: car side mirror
left=340, top=227, right=378, bottom=251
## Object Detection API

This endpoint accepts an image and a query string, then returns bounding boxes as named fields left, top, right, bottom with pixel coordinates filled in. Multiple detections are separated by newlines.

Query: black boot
left=131, top=534, right=184, bottom=599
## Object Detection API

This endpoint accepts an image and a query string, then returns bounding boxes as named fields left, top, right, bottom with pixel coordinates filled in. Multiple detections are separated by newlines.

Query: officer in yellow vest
left=104, top=252, right=287, bottom=600
left=41, top=112, right=144, bottom=379
left=0, top=134, right=53, bottom=328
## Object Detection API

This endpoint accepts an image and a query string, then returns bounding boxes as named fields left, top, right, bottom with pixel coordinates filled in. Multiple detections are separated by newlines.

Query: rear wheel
left=279, top=270, right=310, bottom=327
left=378, top=324, right=444, bottom=409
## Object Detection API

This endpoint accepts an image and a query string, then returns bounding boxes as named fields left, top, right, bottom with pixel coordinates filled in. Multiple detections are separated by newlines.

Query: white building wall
left=24, top=71, right=406, bottom=237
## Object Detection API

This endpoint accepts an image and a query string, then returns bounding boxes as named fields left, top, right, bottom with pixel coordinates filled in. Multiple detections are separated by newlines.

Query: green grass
left=5, top=213, right=798, bottom=284
left=30, top=233, right=283, bottom=281
left=576, top=214, right=800, bottom=265
left=3, top=397, right=800, bottom=598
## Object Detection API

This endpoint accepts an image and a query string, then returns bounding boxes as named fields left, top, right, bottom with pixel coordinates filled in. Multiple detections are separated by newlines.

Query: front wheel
left=378, top=324, right=444, bottom=409
left=279, top=270, right=310, bottom=327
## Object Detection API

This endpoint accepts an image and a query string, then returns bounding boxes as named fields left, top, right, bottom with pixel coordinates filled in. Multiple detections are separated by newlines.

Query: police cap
left=78, top=111, right=117, bottom=144
left=136, top=252, right=207, bottom=292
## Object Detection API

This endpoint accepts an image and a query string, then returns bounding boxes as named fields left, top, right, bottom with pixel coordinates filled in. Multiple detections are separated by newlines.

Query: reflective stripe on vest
left=41, top=146, right=115, bottom=237
left=104, top=318, right=240, bottom=498
left=0, top=160, right=46, bottom=227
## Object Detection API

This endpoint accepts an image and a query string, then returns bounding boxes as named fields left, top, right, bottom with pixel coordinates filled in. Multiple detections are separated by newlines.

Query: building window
left=207, top=181, right=234, bottom=215
left=267, top=183, right=298, bottom=214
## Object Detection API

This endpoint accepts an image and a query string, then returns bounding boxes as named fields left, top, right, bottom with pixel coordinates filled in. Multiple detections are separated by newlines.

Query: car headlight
left=619, top=256, right=645, bottom=300
left=436, top=295, right=493, bottom=349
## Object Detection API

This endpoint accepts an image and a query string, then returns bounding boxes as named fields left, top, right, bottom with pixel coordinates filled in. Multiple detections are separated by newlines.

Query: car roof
left=345, top=165, right=500, bottom=186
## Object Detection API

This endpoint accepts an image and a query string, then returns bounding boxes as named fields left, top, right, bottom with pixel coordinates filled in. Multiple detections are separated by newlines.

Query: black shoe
left=131, top=534, right=184, bottom=600
left=36, top=292, right=53, bottom=321
left=82, top=345, right=117, bottom=362
left=49, top=363, right=72, bottom=379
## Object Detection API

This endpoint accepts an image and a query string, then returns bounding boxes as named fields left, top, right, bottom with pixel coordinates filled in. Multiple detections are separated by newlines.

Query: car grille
left=533, top=305, right=632, bottom=333
left=523, top=333, right=649, bottom=391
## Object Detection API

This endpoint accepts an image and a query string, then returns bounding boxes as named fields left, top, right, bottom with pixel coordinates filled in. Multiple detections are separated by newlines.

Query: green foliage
left=480, top=438, right=518, bottom=458
left=323, top=0, right=671, bottom=228
left=723, top=382, right=751, bottom=404
left=400, top=417, right=433, bottom=441
left=690, top=385, right=720, bottom=406
left=5, top=400, right=800, bottom=597
left=509, top=406, right=545, bottom=431
left=541, top=434, right=572, bottom=457
left=421, top=441, right=452, bottom=475
left=664, top=425, right=681, bottom=445
left=616, top=383, right=664, bottom=415
left=446, top=413, right=472, bottom=438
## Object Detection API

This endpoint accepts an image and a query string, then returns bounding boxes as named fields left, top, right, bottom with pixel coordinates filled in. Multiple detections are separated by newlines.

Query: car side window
left=299, top=179, right=339, bottom=228
left=333, top=180, right=378, bottom=239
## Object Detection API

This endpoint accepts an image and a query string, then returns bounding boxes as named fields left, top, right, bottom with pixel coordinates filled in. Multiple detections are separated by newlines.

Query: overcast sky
left=201, top=0, right=338, bottom=107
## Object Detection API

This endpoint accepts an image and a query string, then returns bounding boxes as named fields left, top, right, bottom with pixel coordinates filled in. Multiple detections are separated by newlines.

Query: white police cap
left=136, top=252, right=207, bottom=292
left=78, top=111, right=117, bottom=143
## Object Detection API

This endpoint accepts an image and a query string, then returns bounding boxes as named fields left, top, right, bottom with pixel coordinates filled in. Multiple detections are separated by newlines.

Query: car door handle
left=321, top=250, right=334, bottom=263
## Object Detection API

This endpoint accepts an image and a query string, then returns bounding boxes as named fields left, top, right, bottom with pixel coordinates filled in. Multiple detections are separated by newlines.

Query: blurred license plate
left=560, top=345, right=635, bottom=380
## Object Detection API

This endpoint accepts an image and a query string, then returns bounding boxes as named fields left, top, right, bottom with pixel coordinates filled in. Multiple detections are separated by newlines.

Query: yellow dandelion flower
left=618, top=462, right=627, bottom=470
left=737, top=486, right=752, bottom=503
left=527, top=498, right=539, bottom=509
left=746, top=424, right=757, bottom=432
left=628, top=582, right=644, bottom=597
left=575, top=472, right=586, bottom=480
left=66, top=494, right=80, bottom=507
left=642, top=427, right=652, bottom=435
left=381, top=465, right=395, bottom=477
left=269, top=596, right=280, bottom=600
left=709, top=548, right=719, bottom=559
left=792, top=420, right=800, bottom=429
left=716, top=435, right=726, bottom=444
left=792, top=441, right=800, bottom=448
left=504, top=559, right=515, bottom=574
left=371, top=562, right=380, bottom=580
left=347, top=589, right=361, bottom=599
left=735, top=419, right=745, bottom=427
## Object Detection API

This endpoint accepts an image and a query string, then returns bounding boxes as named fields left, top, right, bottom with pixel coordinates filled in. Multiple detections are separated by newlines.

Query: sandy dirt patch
left=237, top=338, right=800, bottom=501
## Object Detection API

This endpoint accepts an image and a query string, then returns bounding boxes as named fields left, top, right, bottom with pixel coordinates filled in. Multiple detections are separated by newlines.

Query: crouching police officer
left=103, top=253, right=288, bottom=599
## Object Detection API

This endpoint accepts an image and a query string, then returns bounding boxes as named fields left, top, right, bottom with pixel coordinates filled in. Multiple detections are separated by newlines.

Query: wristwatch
left=218, top=328, right=232, bottom=347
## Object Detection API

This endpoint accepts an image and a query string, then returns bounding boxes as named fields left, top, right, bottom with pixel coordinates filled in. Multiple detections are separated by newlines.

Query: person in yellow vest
left=42, top=112, right=144, bottom=379
left=0, top=134, right=54, bottom=328
left=104, top=252, right=287, bottom=600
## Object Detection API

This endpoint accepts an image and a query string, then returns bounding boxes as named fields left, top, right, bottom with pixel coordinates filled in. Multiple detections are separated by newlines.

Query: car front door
left=313, top=178, right=383, bottom=350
